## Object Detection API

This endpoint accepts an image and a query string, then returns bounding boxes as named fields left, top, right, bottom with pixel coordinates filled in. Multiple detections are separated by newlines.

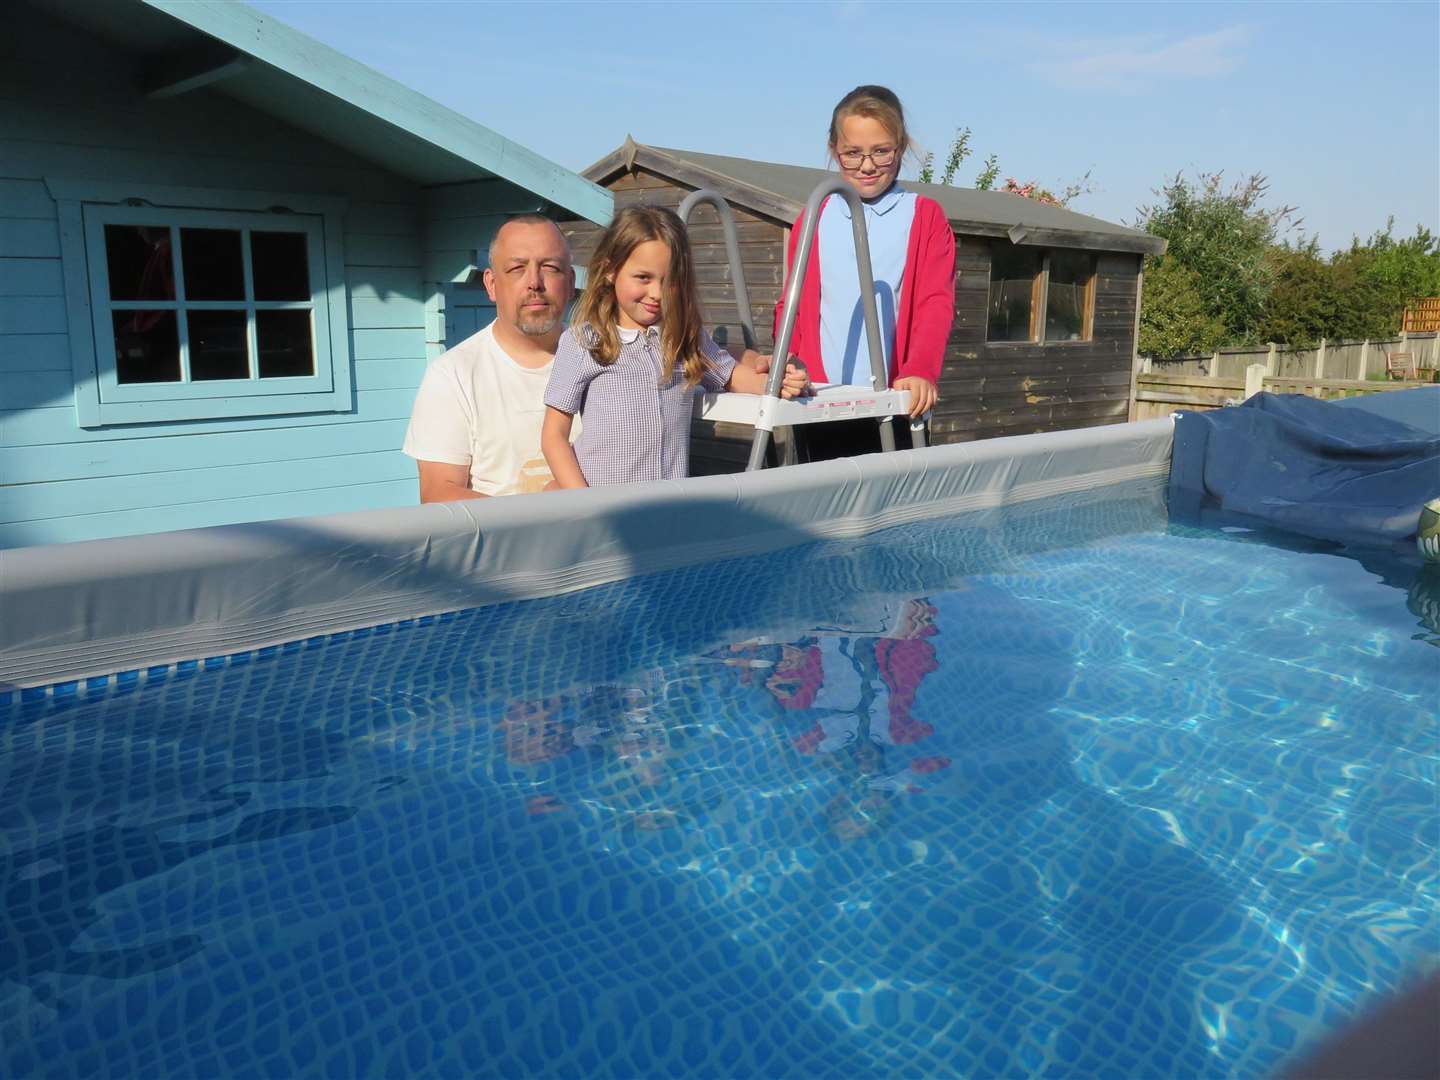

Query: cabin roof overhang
left=586, top=139, right=1166, bottom=257
left=26, top=0, right=611, bottom=223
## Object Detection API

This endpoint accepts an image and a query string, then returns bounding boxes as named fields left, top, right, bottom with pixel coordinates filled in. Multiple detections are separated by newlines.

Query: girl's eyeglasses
left=837, top=148, right=897, bottom=170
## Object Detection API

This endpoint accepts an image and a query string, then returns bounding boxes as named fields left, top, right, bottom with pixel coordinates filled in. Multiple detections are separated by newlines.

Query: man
left=403, top=214, right=576, bottom=500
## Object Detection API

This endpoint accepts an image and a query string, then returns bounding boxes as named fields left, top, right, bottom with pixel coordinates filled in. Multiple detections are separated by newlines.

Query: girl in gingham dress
left=542, top=206, right=809, bottom=488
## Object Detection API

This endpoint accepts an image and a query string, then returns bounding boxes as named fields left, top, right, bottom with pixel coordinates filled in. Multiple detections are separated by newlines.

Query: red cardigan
left=774, top=194, right=956, bottom=386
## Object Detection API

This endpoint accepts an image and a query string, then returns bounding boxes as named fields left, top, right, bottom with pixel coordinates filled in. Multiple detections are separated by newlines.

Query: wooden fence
left=1404, top=298, right=1440, bottom=333
left=1140, top=332, right=1439, bottom=382
left=1133, top=369, right=1434, bottom=421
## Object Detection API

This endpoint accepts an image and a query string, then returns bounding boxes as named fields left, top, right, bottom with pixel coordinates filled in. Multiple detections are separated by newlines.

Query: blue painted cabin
left=0, top=0, right=610, bottom=548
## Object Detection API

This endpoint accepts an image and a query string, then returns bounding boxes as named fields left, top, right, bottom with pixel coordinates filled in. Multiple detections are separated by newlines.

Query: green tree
left=1136, top=171, right=1298, bottom=350
left=1137, top=258, right=1227, bottom=357
left=1253, top=238, right=1339, bottom=346
left=1254, top=223, right=1440, bottom=345
left=1346, top=220, right=1440, bottom=325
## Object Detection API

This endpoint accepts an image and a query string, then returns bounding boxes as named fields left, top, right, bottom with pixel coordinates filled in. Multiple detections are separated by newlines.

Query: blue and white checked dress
left=544, top=324, right=736, bottom=486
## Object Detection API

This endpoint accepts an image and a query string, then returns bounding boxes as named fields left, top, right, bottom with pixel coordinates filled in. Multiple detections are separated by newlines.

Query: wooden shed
left=1, top=0, right=609, bottom=548
left=566, top=139, right=1166, bottom=471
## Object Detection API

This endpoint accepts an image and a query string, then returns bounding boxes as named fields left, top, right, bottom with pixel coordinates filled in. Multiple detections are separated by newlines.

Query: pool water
left=2, top=481, right=1436, bottom=1079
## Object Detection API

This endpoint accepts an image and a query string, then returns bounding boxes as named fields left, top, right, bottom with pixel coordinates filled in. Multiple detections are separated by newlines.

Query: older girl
left=543, top=206, right=807, bottom=487
left=779, top=85, right=956, bottom=455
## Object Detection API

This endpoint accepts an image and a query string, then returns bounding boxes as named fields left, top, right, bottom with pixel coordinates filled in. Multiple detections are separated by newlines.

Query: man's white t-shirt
left=402, top=324, right=576, bottom=496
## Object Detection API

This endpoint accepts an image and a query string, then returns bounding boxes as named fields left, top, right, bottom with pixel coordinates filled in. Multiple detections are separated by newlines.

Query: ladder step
left=696, top=384, right=912, bottom=427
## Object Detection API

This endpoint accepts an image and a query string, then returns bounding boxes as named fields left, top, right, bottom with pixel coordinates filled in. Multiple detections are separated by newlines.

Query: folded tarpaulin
left=1169, top=389, right=1440, bottom=545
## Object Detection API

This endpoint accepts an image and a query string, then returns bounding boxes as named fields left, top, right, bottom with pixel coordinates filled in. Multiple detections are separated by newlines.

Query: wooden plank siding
left=0, top=4, right=434, bottom=546
left=934, top=242, right=1141, bottom=442
left=569, top=166, right=1145, bottom=470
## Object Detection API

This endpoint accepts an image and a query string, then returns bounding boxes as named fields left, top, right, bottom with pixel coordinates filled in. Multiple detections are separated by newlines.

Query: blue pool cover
left=1168, top=388, right=1440, bottom=546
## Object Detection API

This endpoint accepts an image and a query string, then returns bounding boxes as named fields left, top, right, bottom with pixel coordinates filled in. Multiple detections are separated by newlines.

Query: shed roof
left=586, top=140, right=1164, bottom=256
left=27, top=0, right=611, bottom=223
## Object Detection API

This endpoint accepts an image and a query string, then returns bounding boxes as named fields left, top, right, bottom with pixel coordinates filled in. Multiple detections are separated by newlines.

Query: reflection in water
left=1173, top=516, right=1440, bottom=647
left=497, top=597, right=955, bottom=844
left=479, top=555, right=1433, bottom=1077
left=743, top=597, right=950, bottom=841
left=499, top=681, right=700, bottom=830
left=1406, top=564, right=1440, bottom=645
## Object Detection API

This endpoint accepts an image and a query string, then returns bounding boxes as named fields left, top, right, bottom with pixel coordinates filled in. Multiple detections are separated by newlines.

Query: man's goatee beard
left=517, top=313, right=562, bottom=336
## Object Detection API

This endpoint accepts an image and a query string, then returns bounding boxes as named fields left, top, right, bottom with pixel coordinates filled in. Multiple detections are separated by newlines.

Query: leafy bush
left=1136, top=174, right=1439, bottom=355
left=1138, top=259, right=1228, bottom=357
left=1136, top=173, right=1295, bottom=350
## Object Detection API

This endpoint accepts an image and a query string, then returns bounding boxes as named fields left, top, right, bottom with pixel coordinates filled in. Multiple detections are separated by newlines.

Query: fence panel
left=1142, top=334, right=1440, bottom=384
left=1276, top=348, right=1315, bottom=378
left=1133, top=366, right=1433, bottom=418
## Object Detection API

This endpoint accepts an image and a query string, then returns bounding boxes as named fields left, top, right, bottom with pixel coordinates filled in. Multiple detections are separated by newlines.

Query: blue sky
left=251, top=0, right=1438, bottom=252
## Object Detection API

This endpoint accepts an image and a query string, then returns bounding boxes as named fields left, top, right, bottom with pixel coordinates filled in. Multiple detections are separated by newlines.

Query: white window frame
left=47, top=179, right=352, bottom=427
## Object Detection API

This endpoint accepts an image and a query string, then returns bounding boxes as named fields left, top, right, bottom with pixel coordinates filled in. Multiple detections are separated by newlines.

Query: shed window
left=986, top=245, right=1096, bottom=344
left=47, top=180, right=353, bottom=428
left=1044, top=251, right=1095, bottom=342
left=987, top=247, right=1043, bottom=342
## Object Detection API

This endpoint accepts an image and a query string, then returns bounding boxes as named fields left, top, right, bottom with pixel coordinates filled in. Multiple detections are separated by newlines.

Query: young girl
left=778, top=85, right=956, bottom=457
left=543, top=206, right=808, bottom=487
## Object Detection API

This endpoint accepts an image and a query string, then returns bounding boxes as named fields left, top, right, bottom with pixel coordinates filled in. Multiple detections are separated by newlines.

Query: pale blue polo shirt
left=817, top=183, right=917, bottom=387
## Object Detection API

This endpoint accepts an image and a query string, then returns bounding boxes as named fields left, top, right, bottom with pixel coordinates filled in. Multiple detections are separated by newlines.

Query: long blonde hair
left=571, top=206, right=710, bottom=388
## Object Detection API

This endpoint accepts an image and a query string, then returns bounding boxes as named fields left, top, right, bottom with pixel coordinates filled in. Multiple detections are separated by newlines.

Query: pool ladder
left=679, top=180, right=925, bottom=472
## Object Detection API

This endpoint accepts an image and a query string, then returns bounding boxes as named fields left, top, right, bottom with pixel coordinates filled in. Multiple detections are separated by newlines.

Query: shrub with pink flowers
left=1002, top=177, right=1063, bottom=206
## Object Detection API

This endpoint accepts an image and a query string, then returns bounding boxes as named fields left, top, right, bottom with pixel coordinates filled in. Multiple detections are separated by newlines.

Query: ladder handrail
left=677, top=189, right=756, bottom=352
left=747, top=178, right=893, bottom=471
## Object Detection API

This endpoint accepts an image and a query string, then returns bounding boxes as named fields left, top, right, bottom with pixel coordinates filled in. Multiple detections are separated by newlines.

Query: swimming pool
left=3, top=477, right=1435, bottom=1078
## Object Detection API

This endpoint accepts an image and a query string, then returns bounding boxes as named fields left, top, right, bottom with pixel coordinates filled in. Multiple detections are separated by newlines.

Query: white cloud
left=1027, top=25, right=1253, bottom=91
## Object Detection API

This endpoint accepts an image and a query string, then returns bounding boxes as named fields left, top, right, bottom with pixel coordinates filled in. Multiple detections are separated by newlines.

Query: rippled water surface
left=2, top=480, right=1437, bottom=1078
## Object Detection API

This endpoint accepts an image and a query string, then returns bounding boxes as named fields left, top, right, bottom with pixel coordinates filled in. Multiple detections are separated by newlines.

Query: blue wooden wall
left=0, top=5, right=552, bottom=548
left=422, top=182, right=555, bottom=355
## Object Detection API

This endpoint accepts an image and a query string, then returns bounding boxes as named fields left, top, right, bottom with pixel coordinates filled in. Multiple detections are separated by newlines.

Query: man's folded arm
left=416, top=459, right=486, bottom=503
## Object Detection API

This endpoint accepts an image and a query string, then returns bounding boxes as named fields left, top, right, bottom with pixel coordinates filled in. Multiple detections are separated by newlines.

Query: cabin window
left=986, top=245, right=1096, bottom=344
left=46, top=180, right=353, bottom=428
left=101, top=221, right=320, bottom=386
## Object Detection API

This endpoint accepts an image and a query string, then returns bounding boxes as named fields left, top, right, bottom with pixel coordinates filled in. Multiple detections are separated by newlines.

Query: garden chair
left=1385, top=351, right=1417, bottom=380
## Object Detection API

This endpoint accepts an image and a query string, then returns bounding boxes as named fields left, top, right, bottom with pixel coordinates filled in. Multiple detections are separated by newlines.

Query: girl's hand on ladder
left=893, top=376, right=937, bottom=418
left=779, top=363, right=812, bottom=399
